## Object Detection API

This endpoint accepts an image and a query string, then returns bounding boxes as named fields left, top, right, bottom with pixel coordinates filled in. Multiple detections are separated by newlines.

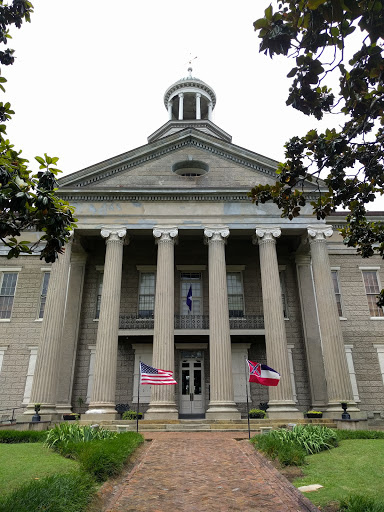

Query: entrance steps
left=78, top=418, right=337, bottom=433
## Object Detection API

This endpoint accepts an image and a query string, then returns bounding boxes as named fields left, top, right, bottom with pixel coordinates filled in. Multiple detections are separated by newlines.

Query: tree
left=0, top=1, right=76, bottom=263
left=249, top=0, right=384, bottom=302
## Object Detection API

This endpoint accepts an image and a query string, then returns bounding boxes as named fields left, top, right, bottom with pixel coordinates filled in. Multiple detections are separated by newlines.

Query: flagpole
left=244, top=357, right=251, bottom=440
left=137, top=361, right=141, bottom=433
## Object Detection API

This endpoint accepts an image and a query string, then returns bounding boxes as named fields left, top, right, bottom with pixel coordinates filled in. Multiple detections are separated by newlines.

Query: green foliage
left=336, top=429, right=384, bottom=440
left=0, top=472, right=96, bottom=512
left=122, top=410, right=143, bottom=420
left=0, top=1, right=76, bottom=263
left=44, top=422, right=117, bottom=449
left=248, top=408, right=267, bottom=418
left=252, top=425, right=338, bottom=465
left=339, top=494, right=384, bottom=512
left=250, top=1, right=384, bottom=298
left=0, top=430, right=47, bottom=443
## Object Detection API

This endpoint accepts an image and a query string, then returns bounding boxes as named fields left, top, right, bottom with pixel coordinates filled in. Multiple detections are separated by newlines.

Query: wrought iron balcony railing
left=119, top=314, right=264, bottom=330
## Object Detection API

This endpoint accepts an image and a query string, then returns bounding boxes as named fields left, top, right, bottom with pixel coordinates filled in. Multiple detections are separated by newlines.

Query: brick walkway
left=103, top=432, right=319, bottom=512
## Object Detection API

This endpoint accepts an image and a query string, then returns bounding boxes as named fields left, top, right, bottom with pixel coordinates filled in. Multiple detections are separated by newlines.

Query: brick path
left=103, top=432, right=319, bottom=512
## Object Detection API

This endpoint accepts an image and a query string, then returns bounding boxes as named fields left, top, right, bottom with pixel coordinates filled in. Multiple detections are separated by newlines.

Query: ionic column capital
left=307, top=226, right=333, bottom=243
left=153, top=226, right=178, bottom=244
left=254, top=227, right=281, bottom=245
left=101, top=227, right=127, bottom=245
left=204, top=227, right=230, bottom=244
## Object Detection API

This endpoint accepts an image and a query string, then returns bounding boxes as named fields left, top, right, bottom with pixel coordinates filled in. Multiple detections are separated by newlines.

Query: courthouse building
left=1, top=71, right=384, bottom=422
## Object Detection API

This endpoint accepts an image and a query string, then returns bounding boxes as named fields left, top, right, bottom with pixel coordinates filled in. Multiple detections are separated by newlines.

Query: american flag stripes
left=140, top=362, right=177, bottom=385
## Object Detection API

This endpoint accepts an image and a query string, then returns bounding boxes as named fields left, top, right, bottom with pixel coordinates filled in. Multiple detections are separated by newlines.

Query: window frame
left=94, top=266, right=104, bottom=320
left=278, top=266, right=289, bottom=319
left=37, top=269, right=51, bottom=320
left=180, top=271, right=203, bottom=316
left=0, top=268, right=21, bottom=321
left=331, top=267, right=345, bottom=319
left=136, top=266, right=156, bottom=319
left=360, top=267, right=384, bottom=319
left=226, top=267, right=245, bottom=318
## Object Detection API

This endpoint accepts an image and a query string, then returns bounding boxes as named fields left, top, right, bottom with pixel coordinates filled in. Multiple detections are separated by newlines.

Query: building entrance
left=179, top=357, right=205, bottom=417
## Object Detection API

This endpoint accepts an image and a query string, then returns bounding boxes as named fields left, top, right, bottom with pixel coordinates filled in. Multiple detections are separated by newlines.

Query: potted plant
left=122, top=410, right=143, bottom=420
left=32, top=403, right=41, bottom=422
left=305, top=410, right=323, bottom=419
left=248, top=408, right=267, bottom=419
left=340, top=402, right=351, bottom=420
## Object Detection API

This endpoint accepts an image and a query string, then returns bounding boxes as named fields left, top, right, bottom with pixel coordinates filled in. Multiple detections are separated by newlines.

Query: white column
left=255, top=227, right=300, bottom=418
left=145, top=227, right=178, bottom=420
left=307, top=226, right=357, bottom=415
left=178, top=93, right=184, bottom=120
left=26, top=235, right=73, bottom=417
left=196, top=93, right=201, bottom=120
left=88, top=227, right=126, bottom=415
left=208, top=101, right=213, bottom=121
left=205, top=227, right=240, bottom=420
left=167, top=100, right=173, bottom=120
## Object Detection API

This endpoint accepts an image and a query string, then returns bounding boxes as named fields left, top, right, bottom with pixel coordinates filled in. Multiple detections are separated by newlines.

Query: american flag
left=140, top=362, right=177, bottom=385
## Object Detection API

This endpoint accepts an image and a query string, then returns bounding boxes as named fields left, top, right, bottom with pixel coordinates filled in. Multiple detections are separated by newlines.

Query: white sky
left=3, top=1, right=383, bottom=209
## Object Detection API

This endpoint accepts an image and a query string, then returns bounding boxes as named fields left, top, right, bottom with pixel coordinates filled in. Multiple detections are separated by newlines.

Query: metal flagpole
left=244, top=357, right=251, bottom=440
left=137, top=361, right=141, bottom=433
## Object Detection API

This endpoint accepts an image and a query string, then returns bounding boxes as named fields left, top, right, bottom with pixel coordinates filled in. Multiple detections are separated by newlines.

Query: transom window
left=138, top=272, right=156, bottom=318
left=362, top=270, right=384, bottom=317
left=38, top=272, right=50, bottom=319
left=181, top=272, right=202, bottom=315
left=227, top=272, right=244, bottom=317
left=0, top=272, right=18, bottom=319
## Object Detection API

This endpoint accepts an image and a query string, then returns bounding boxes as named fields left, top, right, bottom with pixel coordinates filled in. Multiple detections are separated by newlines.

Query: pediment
left=58, top=129, right=320, bottom=194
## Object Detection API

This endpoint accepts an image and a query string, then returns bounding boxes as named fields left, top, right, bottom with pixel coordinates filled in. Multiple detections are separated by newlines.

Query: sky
left=3, top=1, right=382, bottom=209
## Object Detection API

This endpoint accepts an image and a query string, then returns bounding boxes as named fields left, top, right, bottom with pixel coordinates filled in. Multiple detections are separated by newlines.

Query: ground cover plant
left=0, top=430, right=47, bottom=443
left=44, top=422, right=117, bottom=448
left=292, top=439, right=384, bottom=510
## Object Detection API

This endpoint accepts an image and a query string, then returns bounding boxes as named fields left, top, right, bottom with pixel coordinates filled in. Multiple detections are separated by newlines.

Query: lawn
left=293, top=439, right=384, bottom=509
left=0, top=442, right=79, bottom=496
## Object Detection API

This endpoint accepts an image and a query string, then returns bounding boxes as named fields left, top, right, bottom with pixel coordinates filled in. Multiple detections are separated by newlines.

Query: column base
left=24, top=403, right=58, bottom=416
left=323, top=401, right=363, bottom=419
left=87, top=402, right=117, bottom=415
left=205, top=402, right=241, bottom=421
left=266, top=401, right=303, bottom=420
left=55, top=404, right=73, bottom=415
left=145, top=402, right=179, bottom=421
left=81, top=413, right=118, bottom=422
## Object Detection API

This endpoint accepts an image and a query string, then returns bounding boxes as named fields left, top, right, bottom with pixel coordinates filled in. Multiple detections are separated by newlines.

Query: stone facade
left=1, top=72, right=384, bottom=422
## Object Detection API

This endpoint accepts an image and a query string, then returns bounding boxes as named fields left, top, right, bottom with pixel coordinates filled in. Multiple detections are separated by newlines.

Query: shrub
left=44, top=423, right=117, bottom=449
left=0, top=472, right=96, bottom=512
left=248, top=409, right=266, bottom=419
left=339, top=494, right=384, bottom=512
left=0, top=430, right=47, bottom=443
left=289, top=425, right=338, bottom=454
left=122, top=410, right=143, bottom=420
left=336, top=429, right=384, bottom=441
left=77, top=432, right=144, bottom=481
left=251, top=432, right=306, bottom=466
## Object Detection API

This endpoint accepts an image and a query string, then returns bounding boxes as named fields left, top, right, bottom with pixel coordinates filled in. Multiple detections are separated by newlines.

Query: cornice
left=164, top=78, right=216, bottom=107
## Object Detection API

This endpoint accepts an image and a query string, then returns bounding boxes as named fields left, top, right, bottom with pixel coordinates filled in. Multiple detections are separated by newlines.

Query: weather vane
left=186, top=54, right=198, bottom=77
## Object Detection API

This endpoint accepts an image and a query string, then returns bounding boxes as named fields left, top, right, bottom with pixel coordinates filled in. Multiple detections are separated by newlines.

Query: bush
left=122, top=410, right=143, bottom=420
left=336, top=429, right=384, bottom=441
left=0, top=472, right=95, bottom=512
left=0, top=430, right=47, bottom=443
left=248, top=409, right=266, bottom=419
left=251, top=433, right=306, bottom=466
left=77, top=432, right=144, bottom=481
left=339, top=494, right=384, bottom=512
left=44, top=423, right=117, bottom=449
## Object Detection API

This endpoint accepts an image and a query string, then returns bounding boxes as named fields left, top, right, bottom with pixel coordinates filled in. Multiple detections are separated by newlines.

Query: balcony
left=119, top=314, right=264, bottom=331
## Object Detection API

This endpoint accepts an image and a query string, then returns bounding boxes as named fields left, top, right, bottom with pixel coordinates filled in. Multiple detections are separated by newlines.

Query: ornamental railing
left=119, top=314, right=264, bottom=330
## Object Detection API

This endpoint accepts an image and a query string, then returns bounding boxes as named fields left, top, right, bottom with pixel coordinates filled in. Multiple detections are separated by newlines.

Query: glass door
left=180, top=358, right=204, bottom=416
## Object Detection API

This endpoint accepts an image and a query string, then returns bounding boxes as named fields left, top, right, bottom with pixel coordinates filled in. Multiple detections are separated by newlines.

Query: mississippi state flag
left=247, top=360, right=281, bottom=386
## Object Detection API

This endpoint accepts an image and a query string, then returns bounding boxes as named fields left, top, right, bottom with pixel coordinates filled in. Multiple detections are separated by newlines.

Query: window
left=138, top=272, right=155, bottom=318
left=361, top=270, right=384, bottom=317
left=0, top=272, right=18, bottom=319
left=95, top=273, right=103, bottom=319
left=227, top=272, right=244, bottom=317
left=38, top=272, right=50, bottom=319
left=181, top=272, right=202, bottom=315
left=331, top=270, right=343, bottom=317
left=279, top=270, right=289, bottom=318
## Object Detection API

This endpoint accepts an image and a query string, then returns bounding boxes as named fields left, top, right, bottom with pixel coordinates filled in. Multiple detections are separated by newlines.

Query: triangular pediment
left=58, top=128, right=320, bottom=194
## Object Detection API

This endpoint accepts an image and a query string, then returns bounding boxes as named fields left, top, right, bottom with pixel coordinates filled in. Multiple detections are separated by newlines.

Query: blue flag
left=186, top=285, right=192, bottom=312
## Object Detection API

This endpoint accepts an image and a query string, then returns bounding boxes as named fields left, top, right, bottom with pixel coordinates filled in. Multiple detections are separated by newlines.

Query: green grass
left=0, top=443, right=79, bottom=496
left=293, top=440, right=384, bottom=509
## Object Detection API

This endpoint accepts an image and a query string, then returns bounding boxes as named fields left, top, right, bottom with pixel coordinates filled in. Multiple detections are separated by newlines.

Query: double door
left=180, top=358, right=204, bottom=416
